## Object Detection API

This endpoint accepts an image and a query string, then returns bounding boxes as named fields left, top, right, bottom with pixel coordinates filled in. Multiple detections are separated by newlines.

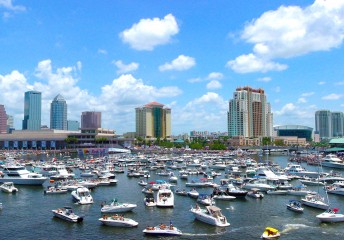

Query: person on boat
left=169, top=223, right=174, bottom=230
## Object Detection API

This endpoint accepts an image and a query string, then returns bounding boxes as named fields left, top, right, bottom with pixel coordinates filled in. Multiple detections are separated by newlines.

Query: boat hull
left=0, top=178, right=46, bottom=185
left=99, top=218, right=138, bottom=227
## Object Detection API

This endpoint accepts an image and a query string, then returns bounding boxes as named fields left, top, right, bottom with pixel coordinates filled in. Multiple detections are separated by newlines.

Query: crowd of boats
left=1, top=151, right=344, bottom=238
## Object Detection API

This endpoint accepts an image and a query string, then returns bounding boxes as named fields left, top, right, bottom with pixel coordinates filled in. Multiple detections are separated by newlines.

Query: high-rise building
left=135, top=101, right=171, bottom=139
left=50, top=94, right=67, bottom=130
left=81, top=111, right=101, bottom=129
left=0, top=105, right=7, bottom=134
left=331, top=112, right=344, bottom=137
left=228, top=86, right=273, bottom=138
left=6, top=114, right=14, bottom=133
left=67, top=120, right=80, bottom=131
left=315, top=110, right=332, bottom=139
left=22, top=91, right=41, bottom=130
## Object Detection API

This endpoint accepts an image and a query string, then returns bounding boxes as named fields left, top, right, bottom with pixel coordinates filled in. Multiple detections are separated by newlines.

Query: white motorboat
left=80, top=171, right=95, bottom=177
left=71, top=187, right=93, bottom=205
left=285, top=164, right=319, bottom=178
left=247, top=188, right=264, bottom=198
left=44, top=186, right=67, bottom=194
left=156, top=188, right=174, bottom=207
left=99, top=215, right=138, bottom=227
left=175, top=189, right=188, bottom=196
left=101, top=199, right=137, bottom=213
left=143, top=224, right=182, bottom=236
left=286, top=200, right=304, bottom=213
left=52, top=207, right=83, bottom=222
left=197, top=194, right=215, bottom=206
left=299, top=178, right=325, bottom=186
left=316, top=208, right=344, bottom=223
left=266, top=189, right=288, bottom=195
left=212, top=191, right=236, bottom=200
left=321, top=154, right=344, bottom=169
left=287, top=185, right=316, bottom=196
left=188, top=189, right=200, bottom=199
left=190, top=205, right=230, bottom=227
left=0, top=182, right=18, bottom=193
left=144, top=197, right=156, bottom=207
left=301, top=193, right=329, bottom=210
left=0, top=163, right=47, bottom=185
left=50, top=165, right=75, bottom=180
left=138, top=179, right=147, bottom=186
left=243, top=178, right=276, bottom=191
left=326, top=181, right=344, bottom=196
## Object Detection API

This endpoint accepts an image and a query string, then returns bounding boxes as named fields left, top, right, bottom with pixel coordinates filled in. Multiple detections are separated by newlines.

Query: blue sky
left=1, top=0, right=344, bottom=135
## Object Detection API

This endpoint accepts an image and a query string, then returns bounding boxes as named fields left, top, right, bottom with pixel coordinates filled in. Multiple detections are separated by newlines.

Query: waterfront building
left=22, top=91, right=41, bottom=130
left=274, top=125, right=313, bottom=142
left=0, top=105, right=7, bottom=134
left=81, top=111, right=101, bottom=129
left=228, top=86, right=273, bottom=138
left=67, top=120, right=80, bottom=131
left=50, top=94, right=67, bottom=130
left=331, top=112, right=344, bottom=137
left=315, top=110, right=332, bottom=139
left=135, top=101, right=171, bottom=140
left=6, top=114, right=14, bottom=133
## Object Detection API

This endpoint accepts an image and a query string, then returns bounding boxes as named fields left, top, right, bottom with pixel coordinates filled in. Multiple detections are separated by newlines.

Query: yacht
left=50, top=165, right=75, bottom=180
left=99, top=215, right=138, bottom=227
left=190, top=205, right=230, bottom=227
left=143, top=223, right=182, bottom=236
left=301, top=193, right=329, bottom=210
left=316, top=208, right=344, bottom=223
left=242, top=178, right=276, bottom=191
left=326, top=181, right=344, bottom=196
left=156, top=188, right=174, bottom=207
left=52, top=207, right=83, bottom=222
left=101, top=199, right=137, bottom=213
left=321, top=154, right=344, bottom=169
left=71, top=187, right=93, bottom=205
left=0, top=163, right=47, bottom=185
left=284, top=164, right=319, bottom=178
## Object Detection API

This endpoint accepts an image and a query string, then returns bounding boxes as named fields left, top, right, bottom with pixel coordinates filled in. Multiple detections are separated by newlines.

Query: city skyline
left=1, top=1, right=344, bottom=134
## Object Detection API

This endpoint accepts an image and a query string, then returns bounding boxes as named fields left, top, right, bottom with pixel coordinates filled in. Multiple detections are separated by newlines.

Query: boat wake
left=281, top=224, right=312, bottom=234
left=183, top=231, right=227, bottom=236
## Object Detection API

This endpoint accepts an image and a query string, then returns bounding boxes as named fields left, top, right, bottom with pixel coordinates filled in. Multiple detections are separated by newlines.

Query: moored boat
left=52, top=207, right=83, bottom=222
left=0, top=182, right=18, bottom=193
left=316, top=208, right=344, bottom=223
left=99, top=215, right=138, bottom=227
left=101, top=198, right=137, bottom=213
left=286, top=200, right=304, bottom=213
left=190, top=205, right=230, bottom=227
left=71, top=187, right=93, bottom=205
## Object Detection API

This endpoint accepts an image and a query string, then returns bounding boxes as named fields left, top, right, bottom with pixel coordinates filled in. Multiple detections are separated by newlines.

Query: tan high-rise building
left=135, top=102, right=171, bottom=139
left=228, top=86, right=273, bottom=138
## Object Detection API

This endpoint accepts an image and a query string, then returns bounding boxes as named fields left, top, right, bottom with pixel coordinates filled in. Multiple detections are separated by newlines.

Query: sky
left=1, top=0, right=344, bottom=135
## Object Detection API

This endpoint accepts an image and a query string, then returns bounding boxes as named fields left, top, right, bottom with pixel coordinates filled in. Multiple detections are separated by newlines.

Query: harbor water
left=0, top=154, right=344, bottom=240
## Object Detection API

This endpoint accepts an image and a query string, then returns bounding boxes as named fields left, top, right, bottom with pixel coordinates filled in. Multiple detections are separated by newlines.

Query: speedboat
left=212, top=191, right=236, bottom=200
left=138, top=179, right=147, bottom=186
left=101, top=199, right=137, bottom=213
left=326, top=181, right=344, bottom=196
left=247, top=188, right=264, bottom=198
left=286, top=200, right=304, bottom=213
left=143, top=223, right=182, bottom=236
left=0, top=182, right=18, bottom=193
left=156, top=188, right=174, bottom=207
left=243, top=178, right=276, bottom=191
left=144, top=197, right=156, bottom=207
left=99, top=215, right=139, bottom=227
left=71, top=187, right=93, bottom=205
left=187, top=189, right=200, bottom=199
left=190, top=205, right=230, bottom=227
left=175, top=189, right=188, bottom=196
left=301, top=193, right=329, bottom=210
left=285, top=164, right=319, bottom=178
left=197, top=194, right=215, bottom=206
left=316, top=208, right=344, bottom=223
left=287, top=185, right=316, bottom=196
left=52, top=207, right=83, bottom=222
left=261, top=227, right=281, bottom=239
left=44, top=186, right=67, bottom=194
left=266, top=189, right=288, bottom=195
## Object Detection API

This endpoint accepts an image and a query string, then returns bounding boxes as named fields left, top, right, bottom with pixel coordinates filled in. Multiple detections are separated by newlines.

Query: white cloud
left=226, top=53, right=287, bottom=73
left=0, top=0, right=26, bottom=11
left=273, top=102, right=317, bottom=126
left=187, top=77, right=202, bottom=83
left=119, top=14, right=179, bottom=51
left=228, top=0, right=344, bottom=73
left=257, top=77, right=272, bottom=82
left=297, top=97, right=307, bottom=103
left=274, top=103, right=296, bottom=116
left=113, top=60, right=139, bottom=74
left=322, top=93, right=343, bottom=100
left=206, top=80, right=222, bottom=90
left=97, top=49, right=108, bottom=55
left=206, top=72, right=224, bottom=80
left=318, top=81, right=326, bottom=85
left=159, top=55, right=196, bottom=71
left=334, top=81, right=344, bottom=85
left=301, top=92, right=314, bottom=97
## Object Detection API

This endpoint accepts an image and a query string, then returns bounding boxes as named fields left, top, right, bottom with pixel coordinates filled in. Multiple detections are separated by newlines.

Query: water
left=0, top=154, right=344, bottom=240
